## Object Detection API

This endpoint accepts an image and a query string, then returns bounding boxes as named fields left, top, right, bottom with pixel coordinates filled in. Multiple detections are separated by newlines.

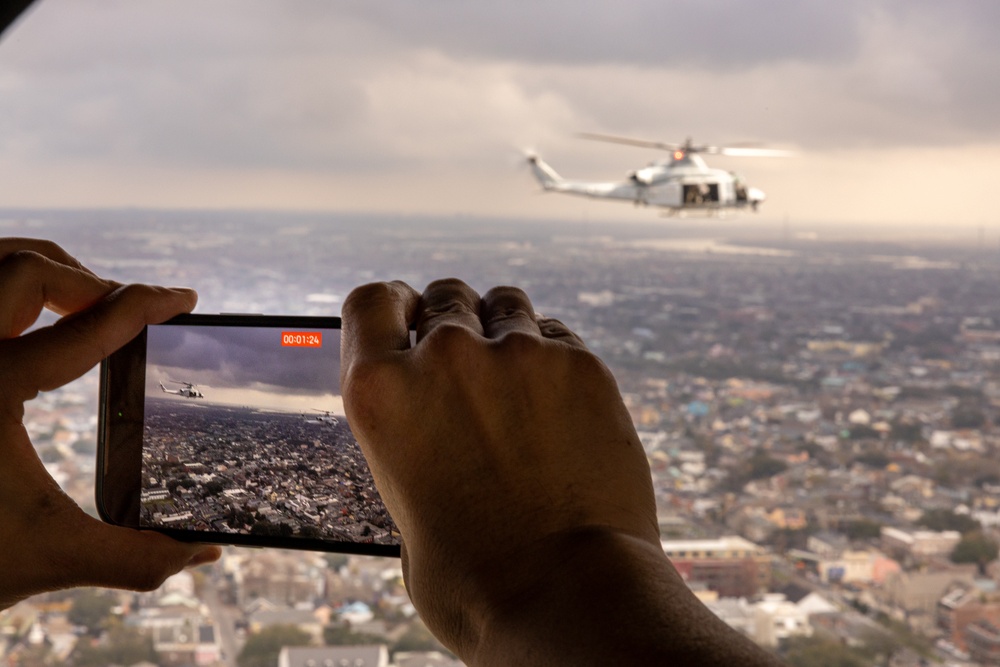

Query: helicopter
left=159, top=380, right=204, bottom=399
left=303, top=409, right=339, bottom=426
left=526, top=133, right=789, bottom=216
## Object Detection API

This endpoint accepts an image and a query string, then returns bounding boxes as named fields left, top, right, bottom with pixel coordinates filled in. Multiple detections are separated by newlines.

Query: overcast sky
left=1, top=1, right=999, bottom=228
left=146, top=324, right=342, bottom=414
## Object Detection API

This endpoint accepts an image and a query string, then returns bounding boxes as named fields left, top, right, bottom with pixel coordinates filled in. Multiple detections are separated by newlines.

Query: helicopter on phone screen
left=527, top=133, right=790, bottom=216
left=159, top=380, right=204, bottom=399
left=303, top=409, right=340, bottom=426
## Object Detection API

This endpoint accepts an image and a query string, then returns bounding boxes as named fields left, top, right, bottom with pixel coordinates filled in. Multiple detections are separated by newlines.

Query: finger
left=0, top=250, right=115, bottom=338
left=2, top=283, right=197, bottom=399
left=480, top=286, right=540, bottom=340
left=537, top=316, right=588, bottom=349
left=341, top=281, right=420, bottom=367
left=416, top=278, right=483, bottom=342
left=66, top=517, right=221, bottom=593
left=0, top=238, right=98, bottom=276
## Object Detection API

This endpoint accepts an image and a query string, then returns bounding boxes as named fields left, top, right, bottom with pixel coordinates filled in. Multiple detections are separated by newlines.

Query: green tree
left=952, top=400, right=986, bottom=429
left=205, top=480, right=225, bottom=496
left=917, top=508, right=980, bottom=534
left=951, top=531, right=1000, bottom=575
left=889, top=419, right=923, bottom=443
left=324, top=554, right=349, bottom=571
left=852, top=453, right=888, bottom=469
left=67, top=589, right=116, bottom=635
left=238, top=624, right=311, bottom=667
left=847, top=424, right=880, bottom=441
left=299, top=525, right=323, bottom=539
left=844, top=519, right=882, bottom=541
left=72, top=624, right=157, bottom=667
left=747, top=453, right=788, bottom=481
left=782, top=635, right=868, bottom=667
left=323, top=623, right=382, bottom=646
left=250, top=518, right=282, bottom=537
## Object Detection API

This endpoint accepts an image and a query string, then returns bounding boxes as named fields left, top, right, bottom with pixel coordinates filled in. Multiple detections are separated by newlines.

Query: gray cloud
left=336, top=0, right=866, bottom=70
left=1, top=0, right=999, bottom=218
left=147, top=324, right=341, bottom=396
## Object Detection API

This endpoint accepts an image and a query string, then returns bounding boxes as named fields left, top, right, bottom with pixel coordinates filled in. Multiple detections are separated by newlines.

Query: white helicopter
left=159, top=380, right=205, bottom=399
left=303, top=409, right=339, bottom=426
left=527, top=133, right=789, bottom=216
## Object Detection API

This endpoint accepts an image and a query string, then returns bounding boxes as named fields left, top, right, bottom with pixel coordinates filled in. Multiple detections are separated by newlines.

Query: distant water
left=625, top=237, right=795, bottom=257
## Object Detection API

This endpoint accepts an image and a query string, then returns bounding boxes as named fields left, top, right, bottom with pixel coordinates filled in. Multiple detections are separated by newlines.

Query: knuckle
left=108, top=282, right=156, bottom=304
left=484, top=306, right=534, bottom=328
left=421, top=279, right=480, bottom=309
left=0, top=249, right=47, bottom=277
left=482, top=285, right=530, bottom=306
left=53, top=305, right=113, bottom=360
left=344, top=281, right=396, bottom=310
left=420, top=322, right=481, bottom=357
left=29, top=239, right=71, bottom=263
left=426, top=277, right=472, bottom=292
left=343, top=281, right=416, bottom=321
left=492, top=328, right=544, bottom=355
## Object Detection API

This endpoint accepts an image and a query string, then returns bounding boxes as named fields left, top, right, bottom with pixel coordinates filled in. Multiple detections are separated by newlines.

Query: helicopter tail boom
left=526, top=153, right=563, bottom=190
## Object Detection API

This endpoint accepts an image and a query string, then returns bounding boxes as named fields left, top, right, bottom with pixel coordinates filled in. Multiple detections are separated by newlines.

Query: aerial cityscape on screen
left=138, top=323, right=398, bottom=545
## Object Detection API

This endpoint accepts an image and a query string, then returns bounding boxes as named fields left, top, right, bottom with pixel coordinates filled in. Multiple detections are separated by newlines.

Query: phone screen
left=99, top=315, right=400, bottom=555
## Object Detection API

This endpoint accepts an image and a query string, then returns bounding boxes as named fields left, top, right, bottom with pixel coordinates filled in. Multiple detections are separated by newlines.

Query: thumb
left=63, top=517, right=221, bottom=593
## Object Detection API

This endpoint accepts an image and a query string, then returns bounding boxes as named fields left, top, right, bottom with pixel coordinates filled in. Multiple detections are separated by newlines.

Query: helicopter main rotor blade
left=717, top=147, right=793, bottom=157
left=577, top=132, right=681, bottom=152
left=578, top=132, right=792, bottom=157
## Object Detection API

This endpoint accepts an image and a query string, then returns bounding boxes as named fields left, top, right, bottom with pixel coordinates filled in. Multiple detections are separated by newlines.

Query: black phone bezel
left=97, top=313, right=401, bottom=557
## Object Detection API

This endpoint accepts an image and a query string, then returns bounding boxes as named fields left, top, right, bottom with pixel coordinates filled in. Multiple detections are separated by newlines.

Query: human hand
left=0, top=238, right=220, bottom=610
left=341, top=279, right=659, bottom=657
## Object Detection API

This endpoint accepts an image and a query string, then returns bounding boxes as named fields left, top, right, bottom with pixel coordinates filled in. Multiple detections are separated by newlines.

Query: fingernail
left=186, top=547, right=220, bottom=568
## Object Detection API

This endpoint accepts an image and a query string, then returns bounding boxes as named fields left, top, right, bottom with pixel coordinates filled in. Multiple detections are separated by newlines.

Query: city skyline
left=9, top=210, right=1000, bottom=664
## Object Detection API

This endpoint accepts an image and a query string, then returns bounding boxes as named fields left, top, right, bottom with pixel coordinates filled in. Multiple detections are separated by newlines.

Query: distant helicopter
left=527, top=133, right=789, bottom=216
left=159, top=380, right=204, bottom=399
left=303, top=409, right=339, bottom=426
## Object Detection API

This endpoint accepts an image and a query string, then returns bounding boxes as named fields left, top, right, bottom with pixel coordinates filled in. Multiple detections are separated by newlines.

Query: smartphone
left=97, top=313, right=400, bottom=557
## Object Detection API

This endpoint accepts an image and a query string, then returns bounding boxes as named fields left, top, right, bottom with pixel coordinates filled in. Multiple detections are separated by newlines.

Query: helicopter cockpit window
left=730, top=173, right=749, bottom=202
left=682, top=184, right=720, bottom=205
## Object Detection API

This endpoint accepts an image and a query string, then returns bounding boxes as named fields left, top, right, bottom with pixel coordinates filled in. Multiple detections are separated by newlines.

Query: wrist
left=461, top=527, right=781, bottom=666
left=468, top=527, right=672, bottom=665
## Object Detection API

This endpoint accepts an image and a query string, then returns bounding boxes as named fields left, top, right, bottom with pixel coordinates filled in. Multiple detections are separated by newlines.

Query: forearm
left=469, top=528, right=785, bottom=666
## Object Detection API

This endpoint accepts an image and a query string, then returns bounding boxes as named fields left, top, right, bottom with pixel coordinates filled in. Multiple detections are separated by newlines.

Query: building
left=394, top=652, right=466, bottom=667
left=662, top=536, right=771, bottom=597
left=881, top=526, right=961, bottom=560
left=277, top=645, right=389, bottom=667
left=936, top=582, right=1000, bottom=654
left=818, top=549, right=899, bottom=585
left=131, top=606, right=221, bottom=666
left=873, top=565, right=975, bottom=624
left=752, top=593, right=812, bottom=648
left=966, top=620, right=1000, bottom=665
